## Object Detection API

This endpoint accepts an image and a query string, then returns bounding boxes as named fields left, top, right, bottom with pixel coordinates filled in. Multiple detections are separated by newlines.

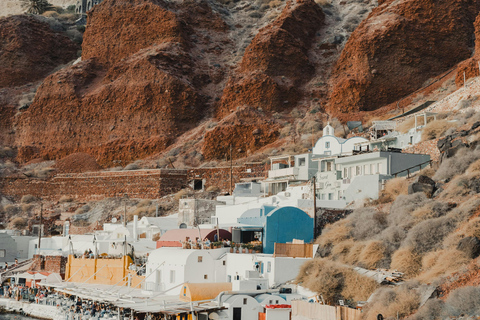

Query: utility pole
left=123, top=193, right=128, bottom=227
left=230, top=144, right=233, bottom=195
left=312, top=176, right=317, bottom=238
left=38, top=202, right=43, bottom=254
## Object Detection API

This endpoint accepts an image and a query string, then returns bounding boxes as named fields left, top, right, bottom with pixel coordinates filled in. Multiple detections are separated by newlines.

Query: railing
left=268, top=167, right=299, bottom=179
left=392, top=160, right=433, bottom=178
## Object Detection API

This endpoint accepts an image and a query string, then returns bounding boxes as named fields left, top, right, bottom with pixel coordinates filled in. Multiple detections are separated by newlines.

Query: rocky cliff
left=4, top=0, right=480, bottom=166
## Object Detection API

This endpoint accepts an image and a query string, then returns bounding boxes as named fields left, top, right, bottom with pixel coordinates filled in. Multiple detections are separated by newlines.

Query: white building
left=312, top=124, right=368, bottom=156
left=145, top=247, right=229, bottom=294
left=315, top=150, right=431, bottom=206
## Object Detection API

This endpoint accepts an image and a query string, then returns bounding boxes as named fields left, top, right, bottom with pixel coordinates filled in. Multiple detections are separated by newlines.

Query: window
left=204, top=275, right=208, bottom=279
left=298, top=158, right=306, bottom=166
left=198, top=256, right=203, bottom=263
left=328, top=193, right=333, bottom=200
left=170, top=270, right=175, bottom=283
left=243, top=298, right=248, bottom=305
left=0, top=249, right=5, bottom=258
left=370, top=164, right=375, bottom=174
left=223, top=261, right=226, bottom=266
left=326, top=162, right=332, bottom=171
left=364, top=164, right=368, bottom=175
left=267, top=262, right=272, bottom=273
left=321, top=194, right=325, bottom=200
left=343, top=168, right=348, bottom=179
left=325, top=142, right=330, bottom=148
left=356, top=166, right=362, bottom=175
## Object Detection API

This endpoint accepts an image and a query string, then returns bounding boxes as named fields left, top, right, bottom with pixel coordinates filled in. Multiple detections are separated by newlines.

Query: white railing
left=268, top=167, right=299, bottom=179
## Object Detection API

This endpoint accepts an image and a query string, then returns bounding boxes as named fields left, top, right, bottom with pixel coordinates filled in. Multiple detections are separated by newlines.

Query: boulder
left=457, top=236, right=480, bottom=259
left=408, top=175, right=436, bottom=198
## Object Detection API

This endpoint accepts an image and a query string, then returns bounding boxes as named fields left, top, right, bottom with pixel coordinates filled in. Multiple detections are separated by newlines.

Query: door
left=233, top=307, right=242, bottom=320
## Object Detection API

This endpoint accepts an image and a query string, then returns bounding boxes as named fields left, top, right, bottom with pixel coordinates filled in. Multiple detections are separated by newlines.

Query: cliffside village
left=0, top=118, right=434, bottom=320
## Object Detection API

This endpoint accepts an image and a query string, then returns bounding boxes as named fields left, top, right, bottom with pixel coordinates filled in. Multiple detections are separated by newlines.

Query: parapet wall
left=0, top=164, right=267, bottom=201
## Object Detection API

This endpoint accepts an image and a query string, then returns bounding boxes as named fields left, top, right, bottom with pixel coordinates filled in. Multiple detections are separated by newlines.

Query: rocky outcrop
left=82, top=0, right=187, bottom=68
left=14, top=0, right=230, bottom=166
left=408, top=175, right=436, bottom=198
left=456, top=14, right=480, bottom=87
left=328, top=0, right=480, bottom=114
left=0, top=15, right=78, bottom=88
left=216, top=0, right=324, bottom=119
left=202, top=107, right=280, bottom=160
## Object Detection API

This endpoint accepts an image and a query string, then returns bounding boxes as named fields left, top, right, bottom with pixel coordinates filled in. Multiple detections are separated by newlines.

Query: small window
left=328, top=193, right=333, bottom=200
left=343, top=168, right=348, bottom=178
left=356, top=166, right=362, bottom=175
left=267, top=262, right=272, bottom=273
left=298, top=158, right=306, bottom=166
left=326, top=162, right=332, bottom=171
left=0, top=249, right=5, bottom=258
left=198, top=256, right=203, bottom=263
left=204, top=275, right=208, bottom=279
left=223, top=261, right=226, bottom=266
left=276, top=300, right=279, bottom=304
left=325, top=142, right=330, bottom=148
left=243, top=298, right=248, bottom=305
left=170, top=270, right=175, bottom=283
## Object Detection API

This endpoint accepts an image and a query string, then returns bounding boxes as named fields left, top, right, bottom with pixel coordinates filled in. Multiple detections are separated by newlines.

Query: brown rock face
left=456, top=14, right=480, bottom=87
left=82, top=0, right=187, bottom=68
left=14, top=0, right=229, bottom=166
left=16, top=43, right=203, bottom=166
left=0, top=15, right=78, bottom=88
left=216, top=0, right=324, bottom=119
left=328, top=0, right=480, bottom=114
left=202, top=107, right=280, bottom=160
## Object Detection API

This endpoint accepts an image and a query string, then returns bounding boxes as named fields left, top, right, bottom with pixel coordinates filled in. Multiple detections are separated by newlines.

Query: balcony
left=268, top=167, right=299, bottom=179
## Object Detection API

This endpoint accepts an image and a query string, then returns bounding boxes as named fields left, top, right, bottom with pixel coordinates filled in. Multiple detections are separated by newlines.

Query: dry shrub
left=296, top=258, right=377, bottom=304
left=130, top=205, right=156, bottom=220
left=59, top=195, right=73, bottom=203
left=377, top=226, right=407, bottom=257
left=11, top=217, right=27, bottom=230
left=314, top=0, right=330, bottom=5
left=331, top=239, right=354, bottom=261
left=137, top=199, right=152, bottom=208
left=411, top=299, right=445, bottom=320
left=388, top=193, right=429, bottom=229
left=75, top=205, right=90, bottom=215
left=446, top=197, right=480, bottom=223
left=441, top=172, right=480, bottom=198
left=21, top=195, right=37, bottom=203
left=349, top=208, right=388, bottom=241
left=316, top=220, right=351, bottom=247
left=152, top=233, right=161, bottom=241
left=20, top=203, right=34, bottom=213
left=397, top=117, right=418, bottom=133
left=269, top=0, right=282, bottom=8
left=421, top=120, right=456, bottom=142
left=403, top=216, right=456, bottom=253
left=174, top=189, right=190, bottom=201
left=411, top=200, right=450, bottom=223
left=459, top=217, right=480, bottom=238
left=390, top=247, right=421, bottom=277
left=445, top=286, right=480, bottom=317
left=419, top=167, right=435, bottom=178
left=434, top=147, right=480, bottom=181
left=42, top=11, right=59, bottom=17
left=4, top=204, right=20, bottom=215
left=358, top=240, right=385, bottom=269
left=382, top=177, right=408, bottom=202
left=206, top=186, right=220, bottom=193
left=418, top=249, right=469, bottom=282
left=362, top=285, right=420, bottom=320
left=466, top=158, right=480, bottom=173
left=341, top=270, right=379, bottom=302
left=344, top=242, right=366, bottom=265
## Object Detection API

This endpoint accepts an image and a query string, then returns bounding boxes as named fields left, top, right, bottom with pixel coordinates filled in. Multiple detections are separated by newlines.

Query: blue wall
left=263, top=206, right=314, bottom=254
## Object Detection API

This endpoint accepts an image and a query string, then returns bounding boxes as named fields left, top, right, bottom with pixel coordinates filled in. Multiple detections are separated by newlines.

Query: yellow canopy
left=179, top=282, right=232, bottom=302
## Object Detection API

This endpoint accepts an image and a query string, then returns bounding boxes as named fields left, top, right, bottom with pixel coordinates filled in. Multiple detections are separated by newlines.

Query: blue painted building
left=236, top=205, right=314, bottom=254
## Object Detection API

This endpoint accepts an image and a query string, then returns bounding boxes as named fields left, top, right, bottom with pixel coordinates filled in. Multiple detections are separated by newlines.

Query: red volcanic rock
left=456, top=14, right=480, bottom=87
left=0, top=15, right=78, bottom=88
left=15, top=44, right=204, bottom=166
left=55, top=153, right=103, bottom=173
left=202, top=107, right=280, bottom=160
left=217, top=0, right=324, bottom=118
left=328, top=0, right=480, bottom=114
left=82, top=0, right=187, bottom=68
